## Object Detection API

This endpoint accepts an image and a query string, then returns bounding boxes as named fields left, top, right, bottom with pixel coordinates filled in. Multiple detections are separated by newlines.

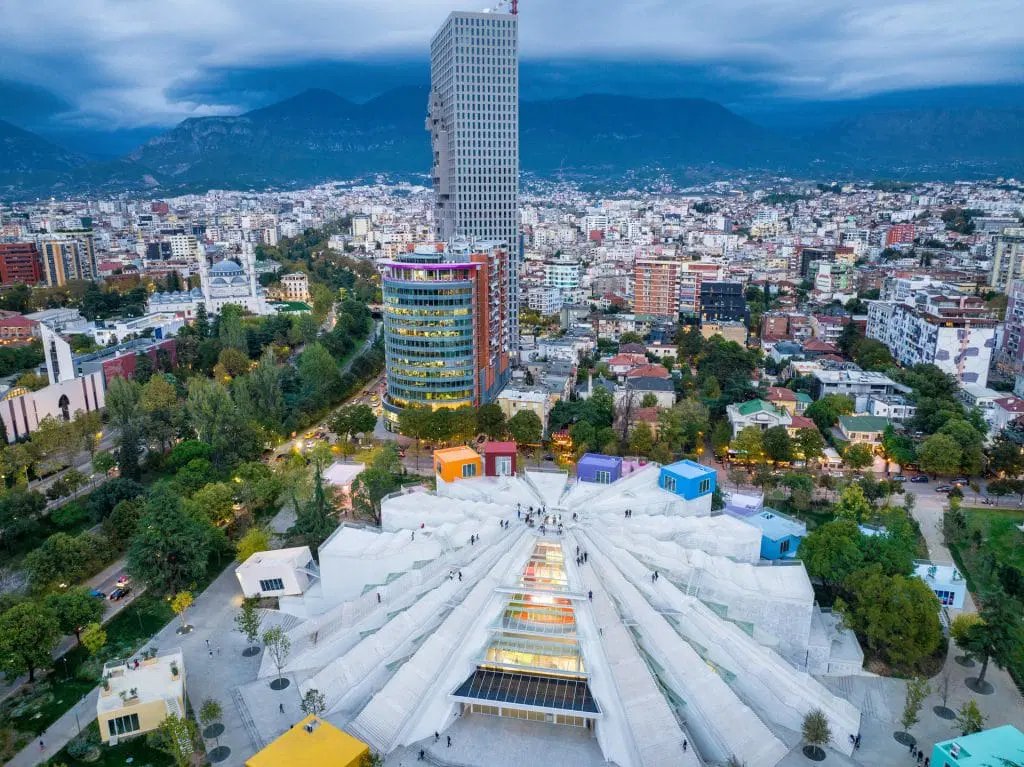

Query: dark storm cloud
left=1, top=0, right=1021, bottom=127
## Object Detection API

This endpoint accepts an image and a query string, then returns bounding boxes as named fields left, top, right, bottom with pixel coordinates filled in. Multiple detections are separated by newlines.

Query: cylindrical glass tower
left=382, top=246, right=479, bottom=430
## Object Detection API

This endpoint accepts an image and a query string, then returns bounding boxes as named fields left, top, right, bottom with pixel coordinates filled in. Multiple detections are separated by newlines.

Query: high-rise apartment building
left=989, top=229, right=1024, bottom=291
left=427, top=6, right=520, bottom=346
left=40, top=233, right=96, bottom=286
left=885, top=223, right=916, bottom=246
left=0, top=243, right=43, bottom=285
left=634, top=258, right=680, bottom=319
left=382, top=241, right=511, bottom=431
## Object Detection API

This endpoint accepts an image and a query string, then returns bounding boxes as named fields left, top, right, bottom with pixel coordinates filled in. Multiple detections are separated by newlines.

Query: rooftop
left=913, top=560, right=965, bottom=586
left=482, top=441, right=517, bottom=455
left=932, top=725, right=1024, bottom=767
left=744, top=509, right=807, bottom=541
left=662, top=459, right=715, bottom=480
left=245, top=715, right=369, bottom=767
left=237, top=546, right=312, bottom=571
left=838, top=415, right=891, bottom=432
left=434, top=446, right=482, bottom=463
left=98, top=649, right=183, bottom=713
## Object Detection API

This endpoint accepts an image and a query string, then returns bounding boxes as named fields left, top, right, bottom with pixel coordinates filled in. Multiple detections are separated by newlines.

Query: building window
left=495, top=456, right=512, bottom=476
left=462, top=463, right=477, bottom=478
left=259, top=578, right=285, bottom=592
left=595, top=470, right=611, bottom=484
left=780, top=539, right=791, bottom=554
left=662, top=475, right=677, bottom=493
left=698, top=478, right=711, bottom=494
left=107, top=713, right=140, bottom=738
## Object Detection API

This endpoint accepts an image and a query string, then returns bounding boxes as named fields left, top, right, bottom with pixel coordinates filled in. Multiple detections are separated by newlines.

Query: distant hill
left=0, top=119, right=90, bottom=195
left=812, top=107, right=1024, bottom=174
left=3, top=88, right=1024, bottom=197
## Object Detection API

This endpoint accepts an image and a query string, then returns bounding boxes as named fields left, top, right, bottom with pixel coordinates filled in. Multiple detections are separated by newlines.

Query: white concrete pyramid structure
left=260, top=467, right=863, bottom=767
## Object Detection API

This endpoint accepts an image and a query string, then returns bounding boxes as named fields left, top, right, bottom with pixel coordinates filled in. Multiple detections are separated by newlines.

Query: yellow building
left=97, top=649, right=185, bottom=743
left=434, top=445, right=482, bottom=483
left=246, top=715, right=369, bottom=767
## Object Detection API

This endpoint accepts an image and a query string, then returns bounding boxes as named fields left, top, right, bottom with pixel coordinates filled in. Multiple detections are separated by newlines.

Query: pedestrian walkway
left=6, top=689, right=98, bottom=767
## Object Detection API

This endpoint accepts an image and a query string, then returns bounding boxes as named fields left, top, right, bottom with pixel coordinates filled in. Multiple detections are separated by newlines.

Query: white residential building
left=279, top=272, right=311, bottom=301
left=867, top=292, right=997, bottom=387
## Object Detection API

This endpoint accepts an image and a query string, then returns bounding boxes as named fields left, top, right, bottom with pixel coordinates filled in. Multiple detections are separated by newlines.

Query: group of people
left=575, top=545, right=589, bottom=566
left=909, top=741, right=929, bottom=765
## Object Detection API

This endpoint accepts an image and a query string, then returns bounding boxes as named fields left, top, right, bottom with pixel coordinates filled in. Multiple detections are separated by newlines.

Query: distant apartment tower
left=700, top=281, right=748, bottom=323
left=381, top=241, right=511, bottom=431
left=41, top=233, right=97, bottom=286
left=998, top=279, right=1024, bottom=373
left=885, top=223, right=915, bottom=246
left=427, top=6, right=520, bottom=346
left=867, top=291, right=996, bottom=386
left=634, top=257, right=680, bottom=319
left=989, top=228, right=1024, bottom=291
left=0, top=243, right=43, bottom=285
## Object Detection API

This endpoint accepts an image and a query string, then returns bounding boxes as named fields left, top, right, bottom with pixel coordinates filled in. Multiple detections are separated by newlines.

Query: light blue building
left=742, top=509, right=807, bottom=560
left=658, top=460, right=716, bottom=500
left=931, top=724, right=1024, bottom=767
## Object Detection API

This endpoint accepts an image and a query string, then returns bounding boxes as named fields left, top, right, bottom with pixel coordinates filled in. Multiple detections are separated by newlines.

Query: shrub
left=50, top=502, right=89, bottom=529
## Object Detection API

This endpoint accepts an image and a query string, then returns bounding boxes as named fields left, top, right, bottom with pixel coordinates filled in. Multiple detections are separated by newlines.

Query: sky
left=1, top=0, right=1022, bottom=131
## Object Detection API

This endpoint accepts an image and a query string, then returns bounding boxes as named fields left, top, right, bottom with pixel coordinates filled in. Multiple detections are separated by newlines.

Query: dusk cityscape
left=1, top=1, right=1023, bottom=766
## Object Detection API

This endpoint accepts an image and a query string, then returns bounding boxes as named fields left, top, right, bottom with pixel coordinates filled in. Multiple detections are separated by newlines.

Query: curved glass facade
left=383, top=259, right=479, bottom=424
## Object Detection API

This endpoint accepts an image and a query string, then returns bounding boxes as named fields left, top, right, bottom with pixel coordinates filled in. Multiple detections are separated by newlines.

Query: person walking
left=447, top=736, right=452, bottom=748
left=588, top=590, right=593, bottom=601
left=377, top=592, right=381, bottom=603
left=419, top=749, right=425, bottom=760
left=279, top=703, right=284, bottom=714
left=39, top=740, right=44, bottom=752
left=682, top=739, right=688, bottom=752
left=434, top=732, right=439, bottom=742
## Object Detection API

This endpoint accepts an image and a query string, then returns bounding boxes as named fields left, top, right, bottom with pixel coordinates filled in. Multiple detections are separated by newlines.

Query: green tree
left=801, top=709, right=831, bottom=759
left=199, top=698, right=223, bottom=743
left=23, top=532, right=102, bottom=591
left=298, top=343, right=342, bottom=410
left=235, top=597, right=264, bottom=651
left=839, top=567, right=943, bottom=668
left=330, top=404, right=377, bottom=443
left=640, top=392, right=658, bottom=408
left=842, top=442, right=875, bottom=472
left=47, top=586, right=103, bottom=644
left=185, top=377, right=237, bottom=453
left=105, top=376, right=145, bottom=480
left=300, top=688, right=327, bottom=717
left=80, top=622, right=106, bottom=655
left=835, top=484, right=873, bottom=523
left=476, top=404, right=507, bottom=440
left=950, top=613, right=983, bottom=657
left=804, top=394, right=854, bottom=433
left=0, top=602, right=60, bottom=681
left=139, top=375, right=179, bottom=453
left=155, top=712, right=197, bottom=767
left=962, top=590, right=1023, bottom=689
left=628, top=422, right=655, bottom=458
left=761, top=426, right=793, bottom=464
left=127, top=491, right=212, bottom=595
left=918, top=433, right=962, bottom=477
left=710, top=419, right=732, bottom=458
left=799, top=519, right=864, bottom=589
left=900, top=677, right=931, bottom=736
left=191, top=482, right=236, bottom=525
left=955, top=700, right=986, bottom=736
left=91, top=450, right=116, bottom=477
left=263, top=625, right=292, bottom=684
left=289, top=464, right=339, bottom=548
left=508, top=410, right=543, bottom=445
left=731, top=426, right=764, bottom=463
left=236, top=526, right=272, bottom=563
left=218, top=303, right=248, bottom=352
left=794, top=427, right=825, bottom=464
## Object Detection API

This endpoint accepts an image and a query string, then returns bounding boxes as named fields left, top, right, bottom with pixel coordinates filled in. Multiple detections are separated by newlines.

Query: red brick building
left=0, top=243, right=43, bottom=285
left=886, top=223, right=916, bottom=246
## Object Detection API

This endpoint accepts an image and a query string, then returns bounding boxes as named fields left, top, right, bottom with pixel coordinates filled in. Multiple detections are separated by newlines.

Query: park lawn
left=950, top=507, right=1024, bottom=692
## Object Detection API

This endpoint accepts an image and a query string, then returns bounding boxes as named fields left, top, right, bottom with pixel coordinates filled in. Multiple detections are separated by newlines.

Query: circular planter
left=209, top=746, right=231, bottom=763
left=966, top=677, right=994, bottom=695
left=270, top=677, right=291, bottom=691
left=203, top=723, right=225, bottom=739
left=933, top=705, right=956, bottom=720
left=802, top=745, right=826, bottom=762
left=243, top=646, right=262, bottom=657
left=894, top=731, right=916, bottom=747
left=955, top=655, right=976, bottom=667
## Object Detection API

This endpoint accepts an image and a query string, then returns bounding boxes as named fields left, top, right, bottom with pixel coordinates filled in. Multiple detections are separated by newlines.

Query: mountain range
left=3, top=86, right=1023, bottom=198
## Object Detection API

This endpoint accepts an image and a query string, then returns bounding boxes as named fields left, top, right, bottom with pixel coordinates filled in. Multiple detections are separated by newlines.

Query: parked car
left=935, top=485, right=954, bottom=493
left=117, top=575, right=131, bottom=586
left=109, top=587, right=131, bottom=601
left=952, top=478, right=969, bottom=486
left=910, top=475, right=930, bottom=483
left=90, top=589, right=106, bottom=599
left=892, top=475, right=907, bottom=482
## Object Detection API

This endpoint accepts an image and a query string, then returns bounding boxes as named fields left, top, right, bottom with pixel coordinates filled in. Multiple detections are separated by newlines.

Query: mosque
left=147, top=242, right=271, bottom=317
